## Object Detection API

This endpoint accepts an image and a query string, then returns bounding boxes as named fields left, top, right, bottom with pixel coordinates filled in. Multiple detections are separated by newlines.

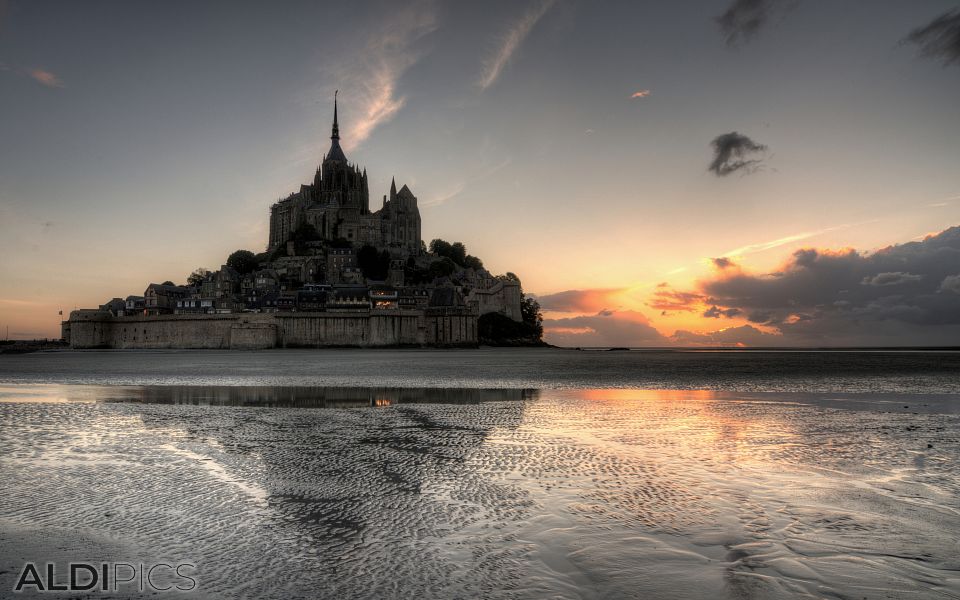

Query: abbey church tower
left=268, top=93, right=421, bottom=256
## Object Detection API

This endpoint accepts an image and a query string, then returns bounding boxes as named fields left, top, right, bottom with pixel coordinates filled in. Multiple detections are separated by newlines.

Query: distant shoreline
left=3, top=342, right=960, bottom=355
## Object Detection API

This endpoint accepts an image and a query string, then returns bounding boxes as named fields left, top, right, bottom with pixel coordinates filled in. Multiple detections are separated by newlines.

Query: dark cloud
left=747, top=310, right=777, bottom=324
left=904, top=10, right=960, bottom=67
left=861, top=272, right=923, bottom=287
left=703, top=305, right=742, bottom=319
left=715, top=0, right=773, bottom=47
left=708, top=132, right=768, bottom=177
left=695, top=226, right=960, bottom=345
left=941, top=274, right=960, bottom=294
left=712, top=257, right=736, bottom=269
left=542, top=310, right=668, bottom=347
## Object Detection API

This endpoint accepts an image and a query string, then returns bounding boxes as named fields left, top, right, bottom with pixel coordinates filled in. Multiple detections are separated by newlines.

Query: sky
left=1, top=0, right=959, bottom=345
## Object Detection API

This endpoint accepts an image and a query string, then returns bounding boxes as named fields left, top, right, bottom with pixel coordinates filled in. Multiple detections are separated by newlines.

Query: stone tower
left=267, top=93, right=421, bottom=257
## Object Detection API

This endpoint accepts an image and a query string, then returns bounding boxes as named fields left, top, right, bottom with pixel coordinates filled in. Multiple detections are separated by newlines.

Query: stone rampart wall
left=65, top=310, right=477, bottom=349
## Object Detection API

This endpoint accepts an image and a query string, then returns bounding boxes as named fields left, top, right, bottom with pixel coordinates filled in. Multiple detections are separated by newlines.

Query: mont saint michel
left=4, top=3, right=960, bottom=599
left=61, top=96, right=541, bottom=350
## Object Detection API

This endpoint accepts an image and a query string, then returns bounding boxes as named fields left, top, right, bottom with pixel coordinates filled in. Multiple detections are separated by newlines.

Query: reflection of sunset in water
left=538, top=388, right=801, bottom=469
left=581, top=388, right=720, bottom=403
left=0, top=385, right=958, bottom=598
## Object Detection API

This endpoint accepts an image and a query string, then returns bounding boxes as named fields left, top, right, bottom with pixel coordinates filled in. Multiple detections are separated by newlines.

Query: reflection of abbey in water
left=63, top=95, right=533, bottom=350
left=117, top=387, right=538, bottom=408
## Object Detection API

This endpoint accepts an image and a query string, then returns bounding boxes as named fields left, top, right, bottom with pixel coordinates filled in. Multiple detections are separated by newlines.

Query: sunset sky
left=2, top=0, right=959, bottom=345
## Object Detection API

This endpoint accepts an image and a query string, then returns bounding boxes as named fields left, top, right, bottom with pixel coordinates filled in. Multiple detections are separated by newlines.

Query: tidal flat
left=0, top=349, right=958, bottom=599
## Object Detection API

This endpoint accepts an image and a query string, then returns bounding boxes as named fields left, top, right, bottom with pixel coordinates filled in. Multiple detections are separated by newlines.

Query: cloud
left=904, top=9, right=960, bottom=67
left=647, top=284, right=705, bottom=312
left=703, top=305, right=742, bottom=319
left=693, top=226, right=960, bottom=345
left=715, top=0, right=774, bottom=47
left=1, top=62, right=65, bottom=89
left=543, top=310, right=668, bottom=347
left=708, top=132, right=767, bottom=177
left=316, top=2, right=438, bottom=151
left=29, top=69, right=64, bottom=88
left=860, top=272, right=923, bottom=287
left=536, top=287, right=628, bottom=314
left=723, top=222, right=858, bottom=257
left=672, top=324, right=782, bottom=347
left=478, top=0, right=556, bottom=91
left=630, top=90, right=651, bottom=99
left=712, top=257, right=736, bottom=269
left=422, top=158, right=512, bottom=207
left=941, top=274, right=960, bottom=294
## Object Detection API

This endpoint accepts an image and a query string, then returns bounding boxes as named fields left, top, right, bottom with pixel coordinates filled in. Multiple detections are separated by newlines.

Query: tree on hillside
left=450, top=242, right=467, bottom=265
left=430, top=239, right=453, bottom=257
left=358, top=245, right=391, bottom=280
left=187, top=268, right=210, bottom=286
left=226, top=250, right=258, bottom=275
left=427, top=257, right=457, bottom=279
left=463, top=255, right=483, bottom=270
left=430, top=239, right=484, bottom=270
left=521, top=296, right=543, bottom=338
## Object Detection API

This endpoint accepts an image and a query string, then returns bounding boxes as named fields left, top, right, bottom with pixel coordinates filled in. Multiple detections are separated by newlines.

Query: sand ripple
left=1, top=388, right=958, bottom=598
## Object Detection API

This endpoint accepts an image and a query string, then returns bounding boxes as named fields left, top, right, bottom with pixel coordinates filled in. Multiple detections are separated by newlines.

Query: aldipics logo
left=12, top=562, right=197, bottom=594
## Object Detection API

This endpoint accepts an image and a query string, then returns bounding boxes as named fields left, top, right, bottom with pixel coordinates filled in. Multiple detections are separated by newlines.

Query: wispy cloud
left=927, top=194, right=960, bottom=208
left=715, top=0, right=778, bottom=47
left=0, top=298, right=41, bottom=307
left=29, top=68, right=64, bottom=88
left=903, top=9, right=960, bottom=67
left=422, top=158, right=511, bottom=207
left=425, top=182, right=466, bottom=208
left=0, top=63, right=65, bottom=89
left=723, top=223, right=856, bottom=257
left=315, top=1, right=438, bottom=151
left=630, top=90, right=651, bottom=99
left=478, top=0, right=557, bottom=91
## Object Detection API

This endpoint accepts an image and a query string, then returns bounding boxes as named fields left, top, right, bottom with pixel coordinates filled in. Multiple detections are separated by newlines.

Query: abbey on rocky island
left=63, top=95, right=540, bottom=349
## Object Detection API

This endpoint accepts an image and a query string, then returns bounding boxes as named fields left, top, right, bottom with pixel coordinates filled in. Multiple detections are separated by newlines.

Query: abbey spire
left=325, top=90, right=347, bottom=163
left=331, top=89, right=340, bottom=140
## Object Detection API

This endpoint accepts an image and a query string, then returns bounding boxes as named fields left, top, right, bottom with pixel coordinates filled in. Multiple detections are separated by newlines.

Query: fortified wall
left=469, top=281, right=523, bottom=322
left=64, top=309, right=477, bottom=349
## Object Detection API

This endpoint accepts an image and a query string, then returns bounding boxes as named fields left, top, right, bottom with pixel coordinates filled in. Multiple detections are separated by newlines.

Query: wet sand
left=1, top=385, right=958, bottom=598
left=2, top=347, right=959, bottom=392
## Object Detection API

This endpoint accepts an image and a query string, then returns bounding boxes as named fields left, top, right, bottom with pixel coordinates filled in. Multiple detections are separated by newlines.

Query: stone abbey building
left=268, top=94, right=422, bottom=256
left=63, top=96, right=524, bottom=349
